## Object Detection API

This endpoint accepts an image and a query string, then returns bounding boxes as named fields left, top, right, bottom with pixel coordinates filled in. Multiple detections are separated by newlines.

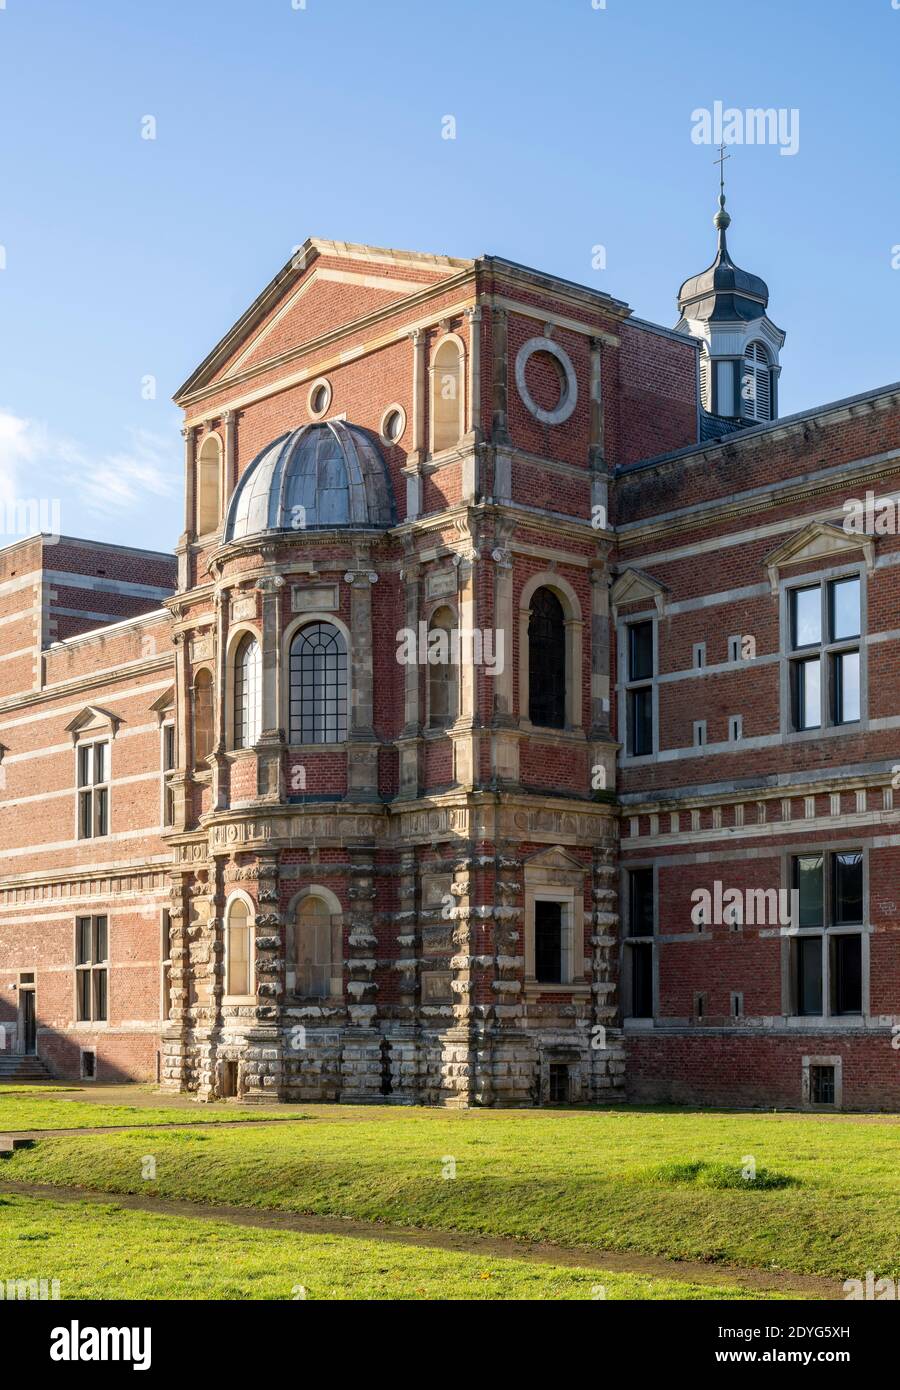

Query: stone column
left=404, top=328, right=427, bottom=519
left=346, top=565, right=379, bottom=801
left=210, top=585, right=229, bottom=811
left=452, top=550, right=477, bottom=789
left=223, top=410, right=237, bottom=505
left=397, top=556, right=422, bottom=800
left=256, top=575, right=285, bottom=802
left=465, top=306, right=482, bottom=443
left=342, top=845, right=382, bottom=1100
left=178, top=426, right=196, bottom=589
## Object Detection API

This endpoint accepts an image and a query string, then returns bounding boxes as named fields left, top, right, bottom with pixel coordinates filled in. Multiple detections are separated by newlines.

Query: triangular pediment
left=610, top=567, right=668, bottom=615
left=175, top=239, right=474, bottom=404
left=523, top=846, right=585, bottom=873
left=64, top=705, right=121, bottom=742
left=149, top=687, right=175, bottom=717
left=764, top=522, right=874, bottom=592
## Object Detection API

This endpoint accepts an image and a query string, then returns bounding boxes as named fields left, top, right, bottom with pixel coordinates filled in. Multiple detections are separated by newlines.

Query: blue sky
left=0, top=0, right=898, bottom=553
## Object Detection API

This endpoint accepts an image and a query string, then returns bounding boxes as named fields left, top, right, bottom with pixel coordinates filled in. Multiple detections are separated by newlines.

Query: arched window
left=528, top=587, right=566, bottom=728
left=196, top=434, right=222, bottom=535
left=225, top=897, right=252, bottom=997
left=428, top=606, right=458, bottom=728
left=289, top=622, right=348, bottom=744
left=233, top=634, right=261, bottom=749
left=193, top=668, right=214, bottom=767
left=431, top=337, right=463, bottom=453
left=741, top=342, right=773, bottom=422
left=288, top=894, right=341, bottom=998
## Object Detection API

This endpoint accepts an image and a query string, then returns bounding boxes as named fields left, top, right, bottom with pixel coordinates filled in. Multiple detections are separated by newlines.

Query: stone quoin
left=1, top=206, right=899, bottom=1111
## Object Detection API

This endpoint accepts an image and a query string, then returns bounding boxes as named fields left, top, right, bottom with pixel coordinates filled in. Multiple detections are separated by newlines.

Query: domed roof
left=223, top=420, right=397, bottom=543
left=677, top=197, right=770, bottom=324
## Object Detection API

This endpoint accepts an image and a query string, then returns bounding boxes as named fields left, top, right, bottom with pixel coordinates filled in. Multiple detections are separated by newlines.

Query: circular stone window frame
left=379, top=403, right=407, bottom=446
left=307, top=377, right=333, bottom=420
left=515, top=337, right=578, bottom=425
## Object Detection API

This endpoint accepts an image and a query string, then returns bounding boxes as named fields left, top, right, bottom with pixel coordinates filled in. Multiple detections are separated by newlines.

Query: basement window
left=548, top=1063, right=569, bottom=1104
left=80, top=1049, right=96, bottom=1081
left=810, top=1064, right=835, bottom=1107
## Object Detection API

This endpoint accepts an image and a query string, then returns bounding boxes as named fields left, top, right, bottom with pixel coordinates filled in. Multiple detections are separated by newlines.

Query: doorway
left=21, top=987, right=36, bottom=1055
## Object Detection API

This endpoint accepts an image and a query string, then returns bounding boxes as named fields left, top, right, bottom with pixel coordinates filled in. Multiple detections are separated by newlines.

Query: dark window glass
left=94, top=969, right=108, bottom=1022
left=77, top=972, right=91, bottom=1022
left=630, top=943, right=653, bottom=1018
left=628, top=868, right=654, bottom=937
left=163, top=724, right=176, bottom=771
left=791, top=656, right=821, bottom=730
left=811, top=1065, right=835, bottom=1106
left=628, top=622, right=654, bottom=681
left=796, top=936, right=823, bottom=1016
left=832, top=651, right=860, bottom=724
left=829, top=577, right=860, bottom=641
left=289, top=623, right=348, bottom=744
left=548, top=1064, right=568, bottom=1104
left=534, top=900, right=563, bottom=983
left=233, top=634, right=261, bottom=749
left=790, top=586, right=821, bottom=649
left=833, top=852, right=863, bottom=925
left=832, top=934, right=862, bottom=1015
left=95, top=917, right=108, bottom=962
left=629, top=687, right=653, bottom=756
left=76, top=917, right=91, bottom=965
left=792, top=855, right=823, bottom=928
left=528, top=588, right=566, bottom=728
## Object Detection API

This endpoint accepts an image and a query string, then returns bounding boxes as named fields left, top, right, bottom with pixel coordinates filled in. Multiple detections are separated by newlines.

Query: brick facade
left=2, top=235, right=898, bottom=1110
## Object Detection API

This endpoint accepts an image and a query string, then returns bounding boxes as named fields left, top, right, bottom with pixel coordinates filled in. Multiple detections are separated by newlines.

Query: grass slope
left=4, top=1103, right=898, bottom=1279
left=0, top=1194, right=772, bottom=1300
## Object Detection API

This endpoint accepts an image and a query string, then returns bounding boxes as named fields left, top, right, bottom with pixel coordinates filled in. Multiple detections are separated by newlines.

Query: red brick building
left=2, top=209, right=898, bottom=1110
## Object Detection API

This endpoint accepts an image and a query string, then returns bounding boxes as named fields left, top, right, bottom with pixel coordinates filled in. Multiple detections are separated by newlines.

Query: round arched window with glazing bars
left=289, top=622, right=348, bottom=744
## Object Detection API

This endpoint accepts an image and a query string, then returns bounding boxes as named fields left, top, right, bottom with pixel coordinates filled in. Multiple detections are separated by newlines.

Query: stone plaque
left=421, top=971, right=453, bottom=1004
left=190, top=632, right=214, bottom=662
left=231, top=594, right=257, bottom=622
left=292, top=584, right=339, bottom=613
left=425, top=569, right=457, bottom=600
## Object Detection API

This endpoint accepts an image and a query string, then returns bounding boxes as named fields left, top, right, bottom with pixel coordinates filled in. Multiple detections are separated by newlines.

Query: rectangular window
left=792, top=657, right=821, bottom=731
left=534, top=900, right=563, bottom=984
left=548, top=1063, right=569, bottom=1104
left=628, top=622, right=654, bottom=682
left=789, top=850, right=864, bottom=1018
left=796, top=934, right=823, bottom=1016
left=628, top=688, right=653, bottom=756
left=75, top=915, right=108, bottom=1022
left=77, top=741, right=109, bottom=839
left=630, top=943, right=654, bottom=1018
left=831, top=934, right=862, bottom=1015
left=787, top=577, right=862, bottom=732
left=162, top=728, right=175, bottom=822
left=793, top=855, right=824, bottom=928
left=833, top=851, right=863, bottom=925
left=628, top=868, right=654, bottom=937
left=810, top=1064, right=835, bottom=1106
left=626, top=621, right=655, bottom=757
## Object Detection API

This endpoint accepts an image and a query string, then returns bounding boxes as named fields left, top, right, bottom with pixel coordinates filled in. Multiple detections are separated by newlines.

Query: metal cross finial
left=714, top=143, right=730, bottom=198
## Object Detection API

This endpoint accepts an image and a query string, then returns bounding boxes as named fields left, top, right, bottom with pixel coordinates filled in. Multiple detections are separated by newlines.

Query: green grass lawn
left=0, top=1193, right=773, bottom=1300
left=0, top=1093, right=296, bottom=1131
left=3, top=1102, right=898, bottom=1281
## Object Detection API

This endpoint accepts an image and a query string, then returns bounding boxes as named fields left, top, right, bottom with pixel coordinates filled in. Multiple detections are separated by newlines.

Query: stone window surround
left=196, top=430, right=224, bottom=539
left=514, top=335, right=578, bottom=426
left=778, top=560, right=868, bottom=743
left=224, top=622, right=262, bottom=753
left=802, top=1053, right=843, bottom=1110
left=74, top=912, right=109, bottom=1028
left=223, top=888, right=256, bottom=1004
left=778, top=841, right=870, bottom=1023
left=280, top=611, right=353, bottom=747
left=285, top=885, right=343, bottom=1003
left=518, top=571, right=583, bottom=732
left=428, top=332, right=467, bottom=457
left=307, top=376, right=333, bottom=420
left=72, top=728, right=113, bottom=842
left=379, top=402, right=407, bottom=447
left=423, top=597, right=460, bottom=732
left=523, top=851, right=588, bottom=994
left=617, top=609, right=659, bottom=764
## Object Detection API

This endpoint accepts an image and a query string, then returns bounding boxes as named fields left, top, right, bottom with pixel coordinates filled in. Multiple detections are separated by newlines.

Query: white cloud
left=0, top=408, right=178, bottom=540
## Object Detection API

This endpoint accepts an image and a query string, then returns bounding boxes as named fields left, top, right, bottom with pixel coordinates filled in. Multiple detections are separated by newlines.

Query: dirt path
left=0, top=1177, right=842, bottom=1299
left=1, top=1118, right=302, bottom=1140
